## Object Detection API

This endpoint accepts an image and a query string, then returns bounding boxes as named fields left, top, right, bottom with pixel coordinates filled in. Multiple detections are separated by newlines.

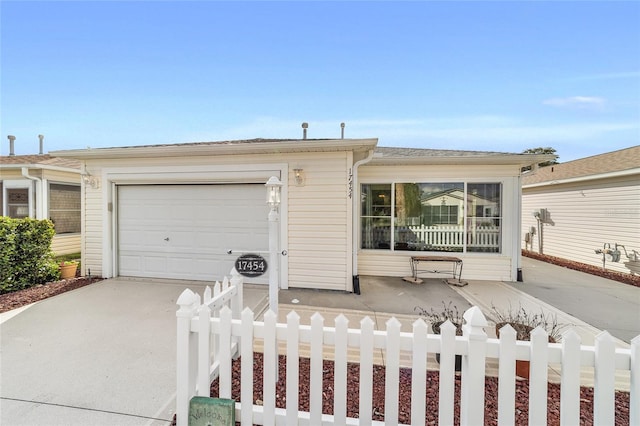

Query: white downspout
left=351, top=149, right=375, bottom=294
left=21, top=167, right=44, bottom=219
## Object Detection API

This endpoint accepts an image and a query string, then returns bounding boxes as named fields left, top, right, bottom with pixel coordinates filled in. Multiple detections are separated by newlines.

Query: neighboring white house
left=522, top=145, right=640, bottom=275
left=52, top=138, right=552, bottom=290
left=0, top=154, right=82, bottom=255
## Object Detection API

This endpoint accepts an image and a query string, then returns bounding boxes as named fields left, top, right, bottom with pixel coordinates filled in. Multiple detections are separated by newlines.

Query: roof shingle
left=0, top=154, right=81, bottom=170
left=522, top=145, right=640, bottom=185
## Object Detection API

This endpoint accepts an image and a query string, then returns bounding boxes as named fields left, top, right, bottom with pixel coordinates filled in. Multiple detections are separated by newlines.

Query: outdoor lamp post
left=265, top=176, right=282, bottom=316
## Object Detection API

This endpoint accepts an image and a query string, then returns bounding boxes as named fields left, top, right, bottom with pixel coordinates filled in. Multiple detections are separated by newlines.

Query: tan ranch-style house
left=52, top=138, right=552, bottom=291
left=0, top=153, right=82, bottom=255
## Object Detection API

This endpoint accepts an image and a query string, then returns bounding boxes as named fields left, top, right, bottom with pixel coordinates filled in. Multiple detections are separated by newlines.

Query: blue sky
left=1, top=1, right=638, bottom=162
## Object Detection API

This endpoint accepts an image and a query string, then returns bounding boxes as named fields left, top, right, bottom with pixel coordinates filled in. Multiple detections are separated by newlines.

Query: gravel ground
left=523, top=250, right=640, bottom=287
left=0, top=276, right=103, bottom=313
left=199, top=353, right=630, bottom=425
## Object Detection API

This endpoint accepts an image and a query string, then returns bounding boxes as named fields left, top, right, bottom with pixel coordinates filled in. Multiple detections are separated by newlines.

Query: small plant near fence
left=490, top=302, right=566, bottom=342
left=414, top=301, right=464, bottom=334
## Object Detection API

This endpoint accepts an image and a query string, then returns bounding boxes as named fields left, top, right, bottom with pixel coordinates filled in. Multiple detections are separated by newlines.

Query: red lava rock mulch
left=169, top=353, right=630, bottom=426
left=0, top=276, right=104, bottom=313
left=523, top=250, right=640, bottom=287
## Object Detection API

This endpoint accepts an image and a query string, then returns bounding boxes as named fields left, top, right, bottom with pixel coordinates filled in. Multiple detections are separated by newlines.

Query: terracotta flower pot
left=59, top=263, right=78, bottom=279
left=495, top=322, right=556, bottom=379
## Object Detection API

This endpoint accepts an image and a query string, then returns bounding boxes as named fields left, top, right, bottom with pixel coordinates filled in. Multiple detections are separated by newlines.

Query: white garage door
left=118, top=184, right=269, bottom=283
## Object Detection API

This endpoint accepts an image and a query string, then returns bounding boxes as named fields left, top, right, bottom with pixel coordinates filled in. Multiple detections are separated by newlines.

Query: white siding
left=522, top=174, right=640, bottom=274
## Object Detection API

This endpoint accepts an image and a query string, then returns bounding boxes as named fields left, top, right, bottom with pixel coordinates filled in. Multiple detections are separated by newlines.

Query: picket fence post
left=240, top=307, right=254, bottom=426
left=286, top=311, right=300, bottom=425
left=594, top=331, right=616, bottom=425
left=310, top=312, right=324, bottom=425
left=560, top=329, right=581, bottom=425
left=176, top=289, right=200, bottom=426
left=438, top=320, right=456, bottom=426
left=197, top=300, right=212, bottom=397
left=384, top=317, right=401, bottom=426
left=497, top=324, right=516, bottom=426
left=230, top=268, right=244, bottom=357
left=263, top=310, right=277, bottom=426
left=529, top=327, right=550, bottom=426
left=460, top=306, right=488, bottom=426
left=334, top=314, right=349, bottom=425
left=411, top=318, right=428, bottom=426
left=359, top=316, right=375, bottom=426
left=219, top=306, right=232, bottom=399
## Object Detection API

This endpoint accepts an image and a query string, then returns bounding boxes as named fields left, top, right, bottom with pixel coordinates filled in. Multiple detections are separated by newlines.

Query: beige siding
left=42, top=170, right=80, bottom=184
left=287, top=153, right=351, bottom=290
left=522, top=174, right=640, bottom=274
left=0, top=169, right=25, bottom=179
left=82, top=151, right=352, bottom=290
left=51, top=234, right=81, bottom=256
left=357, top=253, right=513, bottom=281
left=81, top=182, right=104, bottom=277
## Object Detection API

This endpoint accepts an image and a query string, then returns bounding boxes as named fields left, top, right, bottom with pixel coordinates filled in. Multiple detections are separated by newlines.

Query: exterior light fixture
left=265, top=176, right=282, bottom=210
left=293, top=168, right=305, bottom=186
left=81, top=173, right=100, bottom=189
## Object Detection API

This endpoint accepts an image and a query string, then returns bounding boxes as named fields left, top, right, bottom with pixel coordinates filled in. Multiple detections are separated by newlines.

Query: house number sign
left=234, top=253, right=268, bottom=277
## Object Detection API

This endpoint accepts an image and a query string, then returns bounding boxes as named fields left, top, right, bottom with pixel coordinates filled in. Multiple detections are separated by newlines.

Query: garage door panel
left=118, top=184, right=269, bottom=283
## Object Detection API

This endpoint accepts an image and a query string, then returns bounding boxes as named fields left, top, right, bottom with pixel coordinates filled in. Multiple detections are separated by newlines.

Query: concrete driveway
left=0, top=278, right=267, bottom=426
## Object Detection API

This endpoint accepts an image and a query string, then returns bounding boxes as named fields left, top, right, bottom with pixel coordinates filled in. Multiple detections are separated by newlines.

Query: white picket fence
left=366, top=225, right=500, bottom=250
left=176, top=274, right=639, bottom=426
left=403, top=225, right=500, bottom=250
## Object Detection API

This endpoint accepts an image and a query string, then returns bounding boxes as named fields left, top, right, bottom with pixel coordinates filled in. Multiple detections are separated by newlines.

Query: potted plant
left=490, top=303, right=565, bottom=379
left=59, top=260, right=79, bottom=279
left=415, top=301, right=464, bottom=371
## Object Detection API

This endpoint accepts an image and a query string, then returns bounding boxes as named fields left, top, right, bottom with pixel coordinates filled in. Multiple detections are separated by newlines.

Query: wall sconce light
left=265, top=176, right=282, bottom=210
left=293, top=168, right=305, bottom=186
left=81, top=173, right=100, bottom=189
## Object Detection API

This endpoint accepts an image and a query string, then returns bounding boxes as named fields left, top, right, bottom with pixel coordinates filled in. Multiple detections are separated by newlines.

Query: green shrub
left=0, top=217, right=60, bottom=294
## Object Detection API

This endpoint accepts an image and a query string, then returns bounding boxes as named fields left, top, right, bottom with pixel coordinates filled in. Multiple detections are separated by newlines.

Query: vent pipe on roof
left=340, top=122, right=345, bottom=139
left=38, top=134, right=44, bottom=155
left=7, top=135, right=16, bottom=156
left=302, top=122, right=308, bottom=140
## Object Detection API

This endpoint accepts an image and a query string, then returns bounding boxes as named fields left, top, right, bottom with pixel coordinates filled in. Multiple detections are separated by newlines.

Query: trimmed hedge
left=0, top=217, right=60, bottom=294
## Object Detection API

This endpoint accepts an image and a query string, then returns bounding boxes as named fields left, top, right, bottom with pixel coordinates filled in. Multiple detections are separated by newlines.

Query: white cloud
left=542, top=96, right=606, bottom=109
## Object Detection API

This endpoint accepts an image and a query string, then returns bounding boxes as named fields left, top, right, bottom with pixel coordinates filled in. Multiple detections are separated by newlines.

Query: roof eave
left=0, top=164, right=82, bottom=174
left=523, top=167, right=640, bottom=188
left=368, top=153, right=555, bottom=167
left=51, top=138, right=379, bottom=160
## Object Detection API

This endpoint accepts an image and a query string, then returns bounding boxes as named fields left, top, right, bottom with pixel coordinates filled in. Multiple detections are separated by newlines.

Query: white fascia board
left=523, top=167, right=640, bottom=189
left=369, top=154, right=555, bottom=167
left=0, top=164, right=81, bottom=174
left=51, top=138, right=379, bottom=160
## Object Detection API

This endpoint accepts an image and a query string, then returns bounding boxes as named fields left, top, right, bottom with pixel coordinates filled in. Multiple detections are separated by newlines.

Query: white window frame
left=2, top=179, right=34, bottom=218
left=360, top=180, right=504, bottom=254
left=48, top=182, right=81, bottom=234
